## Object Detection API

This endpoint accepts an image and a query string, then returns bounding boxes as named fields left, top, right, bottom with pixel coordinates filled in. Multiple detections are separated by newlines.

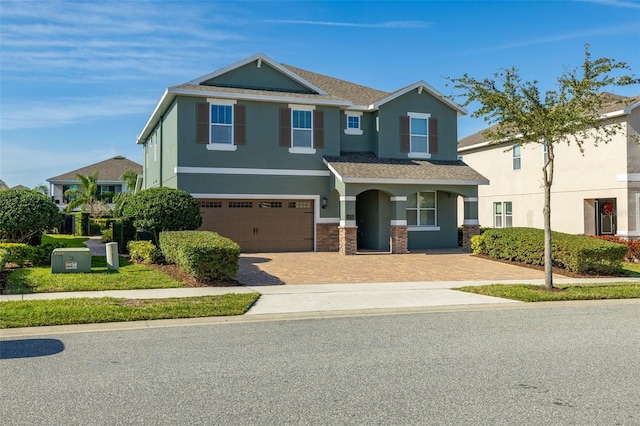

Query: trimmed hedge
left=128, top=240, right=162, bottom=264
left=592, top=235, right=640, bottom=262
left=0, top=242, right=63, bottom=266
left=471, top=227, right=627, bottom=275
left=0, top=248, right=9, bottom=273
left=159, top=231, right=240, bottom=282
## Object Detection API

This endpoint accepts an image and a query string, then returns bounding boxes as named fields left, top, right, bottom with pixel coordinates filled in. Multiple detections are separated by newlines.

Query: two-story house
left=458, top=93, right=640, bottom=239
left=48, top=156, right=142, bottom=210
left=137, top=53, right=487, bottom=254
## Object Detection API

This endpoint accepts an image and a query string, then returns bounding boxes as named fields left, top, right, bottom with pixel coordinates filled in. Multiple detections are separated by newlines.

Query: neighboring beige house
left=47, top=156, right=142, bottom=210
left=458, top=93, right=640, bottom=238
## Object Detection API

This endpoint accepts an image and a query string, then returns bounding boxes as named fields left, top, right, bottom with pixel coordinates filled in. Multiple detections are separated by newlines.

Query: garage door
left=199, top=199, right=314, bottom=252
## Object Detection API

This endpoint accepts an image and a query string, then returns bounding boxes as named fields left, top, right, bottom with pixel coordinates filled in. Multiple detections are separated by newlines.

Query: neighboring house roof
left=47, top=156, right=142, bottom=182
left=137, top=53, right=465, bottom=144
left=10, top=185, right=30, bottom=190
left=0, top=180, right=8, bottom=190
left=324, top=152, right=488, bottom=185
left=458, top=93, right=640, bottom=151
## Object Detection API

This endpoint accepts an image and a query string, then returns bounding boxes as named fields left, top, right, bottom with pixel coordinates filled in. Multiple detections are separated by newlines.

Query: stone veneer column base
left=462, top=225, right=480, bottom=252
left=316, top=223, right=340, bottom=252
left=339, top=226, right=358, bottom=255
left=390, top=225, right=408, bottom=254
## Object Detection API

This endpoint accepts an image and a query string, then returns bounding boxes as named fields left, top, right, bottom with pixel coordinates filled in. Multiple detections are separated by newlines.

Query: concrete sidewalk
left=3, top=278, right=640, bottom=315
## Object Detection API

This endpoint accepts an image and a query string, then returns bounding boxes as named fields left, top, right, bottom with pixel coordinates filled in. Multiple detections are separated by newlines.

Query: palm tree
left=120, top=170, right=139, bottom=192
left=33, top=183, right=49, bottom=196
left=64, top=171, right=109, bottom=217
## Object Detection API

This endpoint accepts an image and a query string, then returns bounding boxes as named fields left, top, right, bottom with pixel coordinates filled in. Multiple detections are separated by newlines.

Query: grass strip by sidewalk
left=42, top=234, right=89, bottom=248
left=458, top=282, right=640, bottom=302
left=5, top=256, right=184, bottom=294
left=0, top=293, right=260, bottom=328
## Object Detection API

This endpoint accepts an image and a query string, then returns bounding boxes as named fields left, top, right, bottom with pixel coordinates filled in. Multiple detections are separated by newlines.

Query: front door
left=597, top=199, right=616, bottom=235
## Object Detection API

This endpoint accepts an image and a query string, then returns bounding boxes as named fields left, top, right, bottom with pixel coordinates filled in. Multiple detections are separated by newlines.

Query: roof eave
left=136, top=89, right=174, bottom=145
left=168, top=87, right=351, bottom=107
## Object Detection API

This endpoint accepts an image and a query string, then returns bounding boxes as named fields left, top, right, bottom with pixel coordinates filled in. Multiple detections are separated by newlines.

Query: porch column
left=339, top=196, right=357, bottom=255
left=462, top=197, right=480, bottom=252
left=390, top=196, right=408, bottom=254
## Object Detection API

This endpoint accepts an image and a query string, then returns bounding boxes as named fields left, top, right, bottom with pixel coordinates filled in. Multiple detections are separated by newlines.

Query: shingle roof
left=458, top=93, right=640, bottom=149
left=48, top=156, right=142, bottom=182
left=10, top=185, right=30, bottom=190
left=324, top=152, right=488, bottom=184
left=281, top=65, right=390, bottom=106
left=170, top=83, right=348, bottom=103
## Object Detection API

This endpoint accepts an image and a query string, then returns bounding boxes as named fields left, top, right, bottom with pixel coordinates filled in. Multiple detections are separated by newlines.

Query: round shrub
left=121, top=187, right=202, bottom=240
left=0, top=190, right=63, bottom=243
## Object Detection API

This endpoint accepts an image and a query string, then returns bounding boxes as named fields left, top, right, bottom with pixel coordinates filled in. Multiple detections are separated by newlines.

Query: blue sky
left=1, top=0, right=639, bottom=189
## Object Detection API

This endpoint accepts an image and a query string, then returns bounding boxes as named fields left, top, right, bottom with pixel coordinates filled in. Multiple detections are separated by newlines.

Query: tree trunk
left=543, top=181, right=553, bottom=290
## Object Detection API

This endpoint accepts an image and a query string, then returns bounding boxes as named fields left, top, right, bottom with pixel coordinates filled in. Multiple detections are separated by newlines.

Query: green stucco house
left=137, top=53, right=487, bottom=254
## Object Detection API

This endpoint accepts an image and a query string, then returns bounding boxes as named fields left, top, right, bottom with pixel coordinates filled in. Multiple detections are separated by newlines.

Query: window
left=410, top=114, right=428, bottom=153
left=401, top=113, right=437, bottom=158
left=512, top=145, right=521, bottom=170
left=292, top=109, right=312, bottom=148
left=407, top=192, right=437, bottom=227
left=344, top=111, right=363, bottom=135
left=542, top=144, right=548, bottom=165
left=494, top=202, right=513, bottom=228
left=196, top=99, right=244, bottom=150
left=210, top=104, right=233, bottom=144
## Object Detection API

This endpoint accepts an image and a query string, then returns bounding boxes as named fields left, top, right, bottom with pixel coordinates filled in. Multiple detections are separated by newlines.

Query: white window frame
left=289, top=104, right=316, bottom=154
left=407, top=112, right=431, bottom=159
left=542, top=143, right=548, bottom=165
left=344, top=111, right=363, bottom=135
left=494, top=201, right=513, bottom=228
left=206, top=98, right=237, bottom=152
left=512, top=145, right=521, bottom=170
left=406, top=191, right=439, bottom=231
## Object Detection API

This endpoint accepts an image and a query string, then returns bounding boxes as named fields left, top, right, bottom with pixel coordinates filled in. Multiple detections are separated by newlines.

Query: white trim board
left=175, top=167, right=330, bottom=177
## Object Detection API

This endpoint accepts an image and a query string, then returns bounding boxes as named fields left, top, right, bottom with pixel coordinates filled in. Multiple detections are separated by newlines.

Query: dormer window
left=344, top=111, right=363, bottom=135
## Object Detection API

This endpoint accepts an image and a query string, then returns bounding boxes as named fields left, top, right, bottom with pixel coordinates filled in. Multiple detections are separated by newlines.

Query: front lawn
left=4, top=256, right=185, bottom=294
left=458, top=282, right=640, bottom=302
left=0, top=293, right=260, bottom=328
left=41, top=234, right=89, bottom=248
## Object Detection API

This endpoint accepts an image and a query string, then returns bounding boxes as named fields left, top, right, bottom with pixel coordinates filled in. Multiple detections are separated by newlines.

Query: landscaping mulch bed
left=146, top=262, right=241, bottom=288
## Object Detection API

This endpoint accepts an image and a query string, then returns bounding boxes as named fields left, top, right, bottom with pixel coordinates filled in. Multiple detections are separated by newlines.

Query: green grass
left=5, top=256, right=185, bottom=294
left=42, top=234, right=89, bottom=248
left=0, top=293, right=260, bottom=328
left=458, top=282, right=640, bottom=302
left=621, top=262, right=640, bottom=277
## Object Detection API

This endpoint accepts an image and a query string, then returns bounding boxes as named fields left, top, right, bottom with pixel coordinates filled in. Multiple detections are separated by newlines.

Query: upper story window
left=280, top=104, right=324, bottom=154
left=210, top=104, right=232, bottom=144
left=400, top=113, right=438, bottom=159
left=406, top=191, right=437, bottom=228
left=512, top=145, right=521, bottom=170
left=196, top=99, right=246, bottom=151
left=344, top=111, right=363, bottom=135
left=292, top=109, right=312, bottom=148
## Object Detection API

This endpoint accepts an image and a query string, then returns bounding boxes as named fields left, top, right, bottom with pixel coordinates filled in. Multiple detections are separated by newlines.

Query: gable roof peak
left=186, top=53, right=328, bottom=96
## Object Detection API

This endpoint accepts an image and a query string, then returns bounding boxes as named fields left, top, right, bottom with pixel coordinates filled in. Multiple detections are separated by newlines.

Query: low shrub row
left=591, top=235, right=640, bottom=262
left=471, top=227, right=627, bottom=275
left=0, top=248, right=9, bottom=273
left=128, top=240, right=163, bottom=264
left=159, top=231, right=240, bottom=282
left=0, top=242, right=64, bottom=266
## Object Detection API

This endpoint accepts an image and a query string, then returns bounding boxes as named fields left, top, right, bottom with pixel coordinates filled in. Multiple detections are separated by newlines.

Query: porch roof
left=324, top=152, right=489, bottom=185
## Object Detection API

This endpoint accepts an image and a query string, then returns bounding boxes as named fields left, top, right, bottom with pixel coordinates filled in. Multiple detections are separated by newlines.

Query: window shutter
left=429, top=118, right=438, bottom=154
left=234, top=104, right=246, bottom=146
left=399, top=116, right=410, bottom=152
left=313, top=110, right=324, bottom=149
left=196, top=103, right=209, bottom=144
left=280, top=108, right=291, bottom=147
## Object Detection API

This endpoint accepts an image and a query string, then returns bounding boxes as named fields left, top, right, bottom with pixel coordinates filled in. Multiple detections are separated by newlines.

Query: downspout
left=159, top=115, right=164, bottom=186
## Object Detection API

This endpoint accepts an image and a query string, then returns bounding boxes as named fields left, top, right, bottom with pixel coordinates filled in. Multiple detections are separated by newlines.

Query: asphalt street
left=2, top=302, right=640, bottom=425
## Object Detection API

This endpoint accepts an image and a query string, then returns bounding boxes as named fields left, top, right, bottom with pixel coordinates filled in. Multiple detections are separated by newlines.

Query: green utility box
left=51, top=248, right=92, bottom=273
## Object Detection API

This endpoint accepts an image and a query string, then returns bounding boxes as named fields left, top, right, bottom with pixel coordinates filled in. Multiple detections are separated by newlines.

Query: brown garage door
left=199, top=199, right=314, bottom=252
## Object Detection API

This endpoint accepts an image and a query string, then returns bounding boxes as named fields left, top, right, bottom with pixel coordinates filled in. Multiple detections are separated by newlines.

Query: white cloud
left=579, top=0, right=640, bottom=9
left=0, top=96, right=157, bottom=130
left=262, top=19, right=432, bottom=29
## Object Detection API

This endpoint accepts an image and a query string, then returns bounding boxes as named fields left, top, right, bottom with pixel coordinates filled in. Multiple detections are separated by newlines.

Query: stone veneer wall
left=316, top=223, right=340, bottom=252
left=390, top=225, right=408, bottom=254
left=339, top=226, right=358, bottom=255
left=462, top=224, right=480, bottom=252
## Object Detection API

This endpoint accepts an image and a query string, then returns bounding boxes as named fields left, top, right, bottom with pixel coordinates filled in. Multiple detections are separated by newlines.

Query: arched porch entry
left=356, top=190, right=392, bottom=251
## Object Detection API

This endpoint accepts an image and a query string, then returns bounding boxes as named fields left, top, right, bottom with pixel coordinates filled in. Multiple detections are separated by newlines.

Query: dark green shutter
left=429, top=118, right=438, bottom=154
left=196, top=103, right=209, bottom=144
left=280, top=108, right=291, bottom=147
left=234, top=104, right=246, bottom=146
left=399, top=116, right=410, bottom=152
left=313, top=110, right=324, bottom=149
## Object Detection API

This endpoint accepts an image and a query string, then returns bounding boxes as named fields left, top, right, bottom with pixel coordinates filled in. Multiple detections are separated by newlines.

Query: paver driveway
left=237, top=249, right=564, bottom=286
